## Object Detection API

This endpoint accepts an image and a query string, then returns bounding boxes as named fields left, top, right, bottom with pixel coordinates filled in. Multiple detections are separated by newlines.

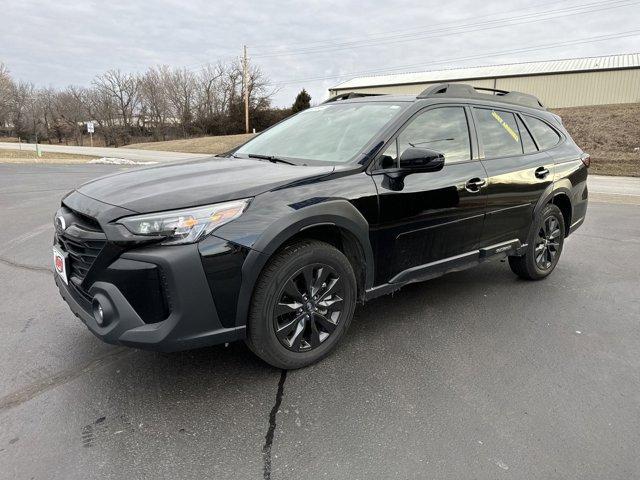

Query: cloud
left=1, top=0, right=639, bottom=106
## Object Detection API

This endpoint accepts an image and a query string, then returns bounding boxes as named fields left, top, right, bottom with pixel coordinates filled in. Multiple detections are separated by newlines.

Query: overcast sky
left=1, top=0, right=639, bottom=107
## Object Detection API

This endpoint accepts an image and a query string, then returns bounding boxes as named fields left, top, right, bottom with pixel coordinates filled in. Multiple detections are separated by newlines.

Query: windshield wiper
left=247, top=153, right=296, bottom=166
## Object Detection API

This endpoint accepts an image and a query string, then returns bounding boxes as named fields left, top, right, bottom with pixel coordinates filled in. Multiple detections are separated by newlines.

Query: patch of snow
left=89, top=157, right=158, bottom=165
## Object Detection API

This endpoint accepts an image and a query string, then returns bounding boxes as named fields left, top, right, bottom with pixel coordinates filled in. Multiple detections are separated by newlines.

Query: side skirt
left=364, top=239, right=524, bottom=301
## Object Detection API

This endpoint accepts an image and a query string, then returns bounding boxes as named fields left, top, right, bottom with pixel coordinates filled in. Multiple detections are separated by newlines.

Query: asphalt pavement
left=0, top=163, right=638, bottom=480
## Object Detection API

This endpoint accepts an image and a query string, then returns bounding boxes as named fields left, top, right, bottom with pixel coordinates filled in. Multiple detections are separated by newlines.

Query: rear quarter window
left=524, top=115, right=561, bottom=150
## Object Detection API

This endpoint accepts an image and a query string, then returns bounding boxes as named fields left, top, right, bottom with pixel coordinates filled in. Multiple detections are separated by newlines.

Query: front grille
left=59, top=233, right=106, bottom=280
left=55, top=205, right=170, bottom=324
left=56, top=208, right=106, bottom=284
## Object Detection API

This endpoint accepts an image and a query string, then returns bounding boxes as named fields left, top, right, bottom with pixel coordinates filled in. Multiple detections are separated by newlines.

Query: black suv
left=54, top=83, right=589, bottom=369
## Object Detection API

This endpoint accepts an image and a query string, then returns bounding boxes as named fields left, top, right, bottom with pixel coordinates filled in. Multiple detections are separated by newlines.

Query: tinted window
left=524, top=115, right=561, bottom=150
left=396, top=107, right=471, bottom=164
left=475, top=108, right=521, bottom=158
left=517, top=115, right=538, bottom=153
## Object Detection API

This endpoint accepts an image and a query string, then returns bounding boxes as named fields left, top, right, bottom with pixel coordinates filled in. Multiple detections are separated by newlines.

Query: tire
left=246, top=240, right=357, bottom=369
left=509, top=203, right=565, bottom=280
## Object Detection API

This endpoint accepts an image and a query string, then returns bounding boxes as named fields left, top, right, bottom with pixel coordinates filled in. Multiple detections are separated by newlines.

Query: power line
left=182, top=0, right=581, bottom=69
left=185, top=0, right=620, bottom=71
left=252, top=0, right=577, bottom=51
left=264, top=30, right=640, bottom=87
left=181, top=0, right=636, bottom=74
left=184, top=0, right=584, bottom=71
left=178, top=0, right=640, bottom=85
left=251, top=0, right=639, bottom=59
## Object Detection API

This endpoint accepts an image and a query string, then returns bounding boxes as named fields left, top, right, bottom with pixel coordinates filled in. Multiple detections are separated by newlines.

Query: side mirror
left=399, top=147, right=445, bottom=172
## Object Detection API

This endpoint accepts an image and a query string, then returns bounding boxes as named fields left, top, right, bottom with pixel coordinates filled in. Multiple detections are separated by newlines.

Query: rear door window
left=524, top=115, right=561, bottom=150
left=474, top=108, right=522, bottom=158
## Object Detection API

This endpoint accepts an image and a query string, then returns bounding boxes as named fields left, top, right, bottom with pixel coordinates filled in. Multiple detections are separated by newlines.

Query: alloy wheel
left=535, top=215, right=561, bottom=270
left=273, top=264, right=344, bottom=352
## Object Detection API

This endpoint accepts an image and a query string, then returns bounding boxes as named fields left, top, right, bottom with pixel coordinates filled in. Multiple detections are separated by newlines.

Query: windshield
left=235, top=102, right=406, bottom=164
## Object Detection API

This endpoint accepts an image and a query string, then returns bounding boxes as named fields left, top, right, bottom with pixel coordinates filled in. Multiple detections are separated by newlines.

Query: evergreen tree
left=291, top=89, right=311, bottom=113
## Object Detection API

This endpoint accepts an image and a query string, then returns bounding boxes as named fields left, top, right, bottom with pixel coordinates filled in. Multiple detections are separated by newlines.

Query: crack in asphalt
left=0, top=348, right=132, bottom=412
left=0, top=256, right=51, bottom=274
left=262, top=369, right=287, bottom=480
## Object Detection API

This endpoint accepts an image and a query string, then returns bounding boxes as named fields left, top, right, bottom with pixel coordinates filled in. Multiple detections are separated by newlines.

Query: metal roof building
left=329, top=53, right=640, bottom=108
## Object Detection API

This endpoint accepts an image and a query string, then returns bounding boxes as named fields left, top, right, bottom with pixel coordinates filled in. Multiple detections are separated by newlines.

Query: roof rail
left=417, top=83, right=545, bottom=110
left=323, top=92, right=383, bottom=103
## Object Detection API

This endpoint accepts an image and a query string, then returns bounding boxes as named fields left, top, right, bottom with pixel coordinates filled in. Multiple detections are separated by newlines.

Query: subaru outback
left=53, top=83, right=589, bottom=369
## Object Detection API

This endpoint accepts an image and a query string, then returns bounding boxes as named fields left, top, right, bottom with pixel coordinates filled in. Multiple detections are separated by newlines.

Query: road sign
left=87, top=122, right=94, bottom=134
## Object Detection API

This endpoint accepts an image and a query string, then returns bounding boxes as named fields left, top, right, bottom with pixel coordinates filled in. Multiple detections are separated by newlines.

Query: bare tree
left=54, top=86, right=89, bottom=145
left=246, top=62, right=273, bottom=112
left=0, top=63, right=13, bottom=128
left=140, top=66, right=171, bottom=140
left=9, top=80, right=36, bottom=139
left=0, top=59, right=280, bottom=144
left=163, top=67, right=196, bottom=138
left=38, top=87, right=58, bottom=143
left=195, top=64, right=223, bottom=120
left=92, top=69, right=140, bottom=129
left=85, top=87, right=120, bottom=146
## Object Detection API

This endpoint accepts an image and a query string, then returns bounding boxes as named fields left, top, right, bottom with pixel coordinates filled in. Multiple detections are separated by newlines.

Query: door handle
left=535, top=166, right=550, bottom=179
left=465, top=177, right=486, bottom=193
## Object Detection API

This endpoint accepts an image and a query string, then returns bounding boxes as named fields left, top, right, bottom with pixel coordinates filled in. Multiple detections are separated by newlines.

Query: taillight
left=580, top=153, right=591, bottom=168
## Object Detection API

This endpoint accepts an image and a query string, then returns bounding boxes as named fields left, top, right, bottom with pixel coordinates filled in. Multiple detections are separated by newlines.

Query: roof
left=331, top=53, right=640, bottom=90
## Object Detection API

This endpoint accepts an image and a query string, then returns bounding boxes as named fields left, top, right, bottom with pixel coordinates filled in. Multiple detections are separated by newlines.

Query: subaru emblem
left=55, top=215, right=66, bottom=232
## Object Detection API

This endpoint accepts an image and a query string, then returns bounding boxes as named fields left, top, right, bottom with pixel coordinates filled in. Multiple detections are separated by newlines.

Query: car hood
left=77, top=156, right=335, bottom=213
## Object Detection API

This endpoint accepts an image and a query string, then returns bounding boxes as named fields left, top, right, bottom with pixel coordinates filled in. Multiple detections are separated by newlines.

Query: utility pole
left=243, top=45, right=249, bottom=133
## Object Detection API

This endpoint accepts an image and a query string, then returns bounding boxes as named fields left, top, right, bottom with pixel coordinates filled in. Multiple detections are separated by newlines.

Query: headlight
left=117, top=199, right=250, bottom=245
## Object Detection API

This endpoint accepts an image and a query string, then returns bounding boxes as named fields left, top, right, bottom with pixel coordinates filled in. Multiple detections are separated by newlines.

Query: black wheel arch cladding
left=218, top=199, right=375, bottom=328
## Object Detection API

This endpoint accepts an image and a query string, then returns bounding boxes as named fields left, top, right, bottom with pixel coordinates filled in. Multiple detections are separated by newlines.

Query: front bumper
left=56, top=242, right=245, bottom=352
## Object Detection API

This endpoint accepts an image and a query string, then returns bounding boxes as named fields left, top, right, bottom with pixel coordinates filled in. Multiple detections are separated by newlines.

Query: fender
left=533, top=181, right=572, bottom=219
left=229, top=199, right=375, bottom=328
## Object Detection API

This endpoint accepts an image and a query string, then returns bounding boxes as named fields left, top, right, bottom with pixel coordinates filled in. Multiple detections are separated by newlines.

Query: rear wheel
left=246, top=240, right=356, bottom=369
left=509, top=203, right=565, bottom=280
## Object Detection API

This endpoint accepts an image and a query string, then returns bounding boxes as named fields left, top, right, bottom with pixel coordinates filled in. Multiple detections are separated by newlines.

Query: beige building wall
left=330, top=69, right=640, bottom=108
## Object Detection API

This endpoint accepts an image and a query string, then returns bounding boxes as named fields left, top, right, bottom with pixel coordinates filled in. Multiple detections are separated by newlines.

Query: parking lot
left=0, top=163, right=638, bottom=479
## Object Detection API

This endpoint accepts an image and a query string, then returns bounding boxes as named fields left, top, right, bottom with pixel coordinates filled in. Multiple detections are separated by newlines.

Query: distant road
left=589, top=175, right=639, bottom=196
left=0, top=142, right=210, bottom=163
left=589, top=175, right=640, bottom=204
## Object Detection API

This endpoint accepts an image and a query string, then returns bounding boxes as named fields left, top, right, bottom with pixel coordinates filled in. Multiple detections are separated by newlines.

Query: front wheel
left=246, top=240, right=357, bottom=369
left=509, top=203, right=565, bottom=280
